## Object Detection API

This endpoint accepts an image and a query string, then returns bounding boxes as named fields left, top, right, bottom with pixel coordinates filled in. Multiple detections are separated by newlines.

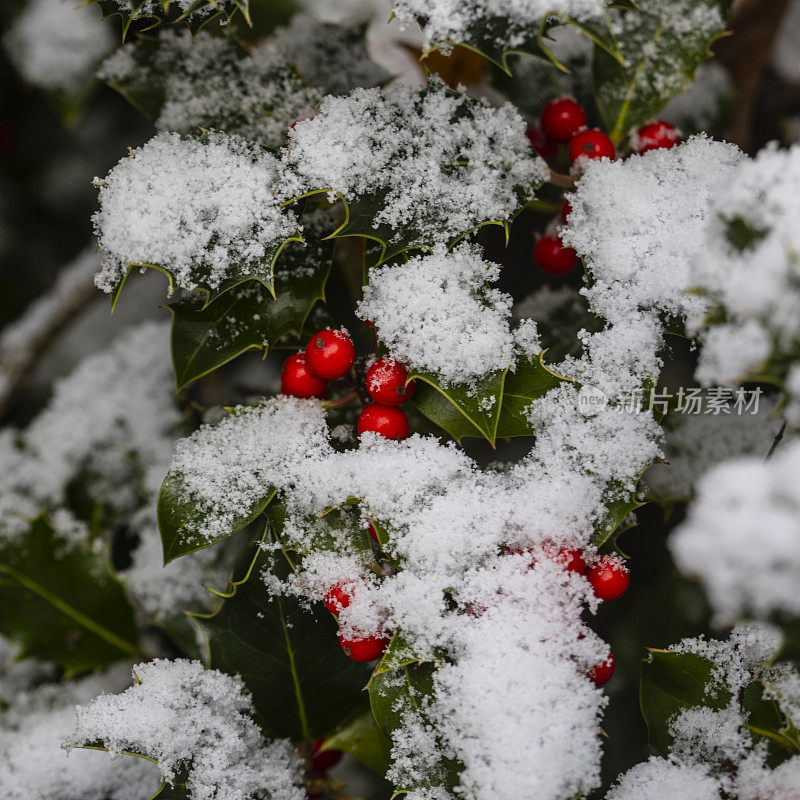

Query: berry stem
left=324, top=391, right=359, bottom=410
left=549, top=170, right=575, bottom=188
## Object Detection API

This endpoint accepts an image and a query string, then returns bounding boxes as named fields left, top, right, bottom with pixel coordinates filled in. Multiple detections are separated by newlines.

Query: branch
left=0, top=249, right=99, bottom=419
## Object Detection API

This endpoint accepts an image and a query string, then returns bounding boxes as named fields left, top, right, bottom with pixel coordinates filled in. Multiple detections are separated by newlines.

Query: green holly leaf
left=640, top=648, right=725, bottom=755
left=368, top=653, right=462, bottom=796
left=0, top=515, right=139, bottom=675
left=495, top=353, right=569, bottom=438
left=157, top=470, right=275, bottom=564
left=88, top=0, right=249, bottom=40
left=593, top=0, right=732, bottom=144
left=591, top=481, right=646, bottom=548
left=108, top=231, right=303, bottom=313
left=323, top=712, right=392, bottom=776
left=409, top=369, right=507, bottom=446
left=193, top=544, right=371, bottom=743
left=167, top=234, right=333, bottom=390
left=418, top=6, right=632, bottom=76
left=641, top=648, right=799, bottom=762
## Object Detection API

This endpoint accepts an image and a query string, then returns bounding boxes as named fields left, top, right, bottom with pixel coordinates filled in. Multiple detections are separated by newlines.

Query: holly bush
left=2, top=1, right=800, bottom=799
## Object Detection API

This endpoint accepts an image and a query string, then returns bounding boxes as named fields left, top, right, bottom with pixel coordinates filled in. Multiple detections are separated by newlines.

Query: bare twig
left=0, top=250, right=99, bottom=419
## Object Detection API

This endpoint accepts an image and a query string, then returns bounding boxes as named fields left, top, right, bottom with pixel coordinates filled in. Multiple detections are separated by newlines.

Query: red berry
left=368, top=522, right=379, bottom=543
left=634, top=120, right=680, bottom=154
left=586, top=555, right=630, bottom=601
left=323, top=583, right=353, bottom=615
left=589, top=652, right=615, bottom=687
left=366, top=357, right=416, bottom=406
left=525, top=124, right=558, bottom=158
left=561, top=198, right=573, bottom=225
left=281, top=353, right=328, bottom=399
left=534, top=234, right=578, bottom=275
left=568, top=129, right=615, bottom=164
left=357, top=403, right=409, bottom=440
left=310, top=738, right=343, bottom=773
left=552, top=547, right=585, bottom=575
left=541, top=97, right=587, bottom=143
left=305, top=329, right=355, bottom=380
left=339, top=632, right=388, bottom=662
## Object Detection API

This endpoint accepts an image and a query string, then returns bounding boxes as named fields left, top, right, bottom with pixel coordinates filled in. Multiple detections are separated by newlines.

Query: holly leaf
left=418, top=6, right=633, bottom=75
left=0, top=515, right=139, bottom=675
left=495, top=352, right=569, bottom=438
left=323, top=712, right=392, bottom=776
left=592, top=0, right=732, bottom=144
left=641, top=648, right=799, bottom=762
left=157, top=470, right=275, bottom=564
left=409, top=369, right=507, bottom=446
left=591, top=480, right=646, bottom=548
left=167, top=234, right=333, bottom=390
left=88, top=0, right=249, bottom=40
left=368, top=653, right=462, bottom=796
left=108, top=231, right=303, bottom=313
left=193, top=544, right=371, bottom=743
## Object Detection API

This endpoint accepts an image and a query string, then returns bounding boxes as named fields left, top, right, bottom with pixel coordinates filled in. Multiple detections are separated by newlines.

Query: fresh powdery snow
left=99, top=31, right=321, bottom=149
left=690, top=144, right=800, bottom=394
left=357, top=245, right=523, bottom=384
left=0, top=666, right=161, bottom=800
left=93, top=132, right=298, bottom=294
left=671, top=439, right=800, bottom=626
left=3, top=0, right=112, bottom=93
left=281, top=79, right=548, bottom=247
left=71, top=660, right=304, bottom=800
left=389, top=0, right=609, bottom=51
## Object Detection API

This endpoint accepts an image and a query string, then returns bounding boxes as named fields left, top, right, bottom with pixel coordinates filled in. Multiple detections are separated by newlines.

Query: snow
left=99, top=31, right=321, bottom=149
left=690, top=144, right=800, bottom=404
left=280, top=79, right=548, bottom=248
left=3, top=0, right=112, bottom=93
left=357, top=245, right=519, bottom=384
left=93, top=132, right=298, bottom=294
left=71, top=660, right=304, bottom=800
left=1, top=666, right=160, bottom=800
left=670, top=439, right=800, bottom=626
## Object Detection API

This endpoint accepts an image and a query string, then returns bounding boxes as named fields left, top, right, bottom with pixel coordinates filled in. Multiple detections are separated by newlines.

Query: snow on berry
left=568, top=129, right=615, bottom=165
left=280, top=79, right=549, bottom=249
left=3, top=0, right=113, bottom=94
left=99, top=30, right=321, bottom=149
left=365, top=357, right=415, bottom=405
left=92, top=132, right=298, bottom=295
left=71, top=660, right=304, bottom=800
left=357, top=245, right=520, bottom=385
left=671, top=439, right=800, bottom=626
left=357, top=403, right=409, bottom=440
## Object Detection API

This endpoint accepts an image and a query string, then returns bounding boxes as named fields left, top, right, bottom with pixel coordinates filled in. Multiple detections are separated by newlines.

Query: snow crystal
left=3, top=0, right=112, bottom=93
left=389, top=0, right=608, bottom=52
left=71, top=660, right=303, bottom=800
left=1, top=667, right=160, bottom=800
left=357, top=245, right=517, bottom=384
left=280, top=79, right=547, bottom=248
left=671, top=439, right=800, bottom=625
left=93, top=132, right=297, bottom=294
left=100, top=31, right=321, bottom=149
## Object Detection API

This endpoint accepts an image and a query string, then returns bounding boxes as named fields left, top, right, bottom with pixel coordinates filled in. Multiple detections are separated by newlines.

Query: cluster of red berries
left=507, top=544, right=629, bottom=687
left=324, top=582, right=389, bottom=663
left=358, top=356, right=415, bottom=440
left=529, top=96, right=680, bottom=276
left=280, top=329, right=415, bottom=441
